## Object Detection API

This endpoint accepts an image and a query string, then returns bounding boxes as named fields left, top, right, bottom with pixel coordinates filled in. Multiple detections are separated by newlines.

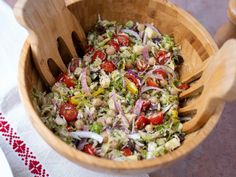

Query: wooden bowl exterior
left=18, top=0, right=222, bottom=174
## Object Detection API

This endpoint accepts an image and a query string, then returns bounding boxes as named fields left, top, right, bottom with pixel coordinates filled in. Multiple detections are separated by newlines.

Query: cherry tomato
left=69, top=58, right=81, bottom=73
left=86, top=45, right=94, bottom=53
left=83, top=144, right=96, bottom=155
left=136, top=59, right=148, bottom=71
left=115, top=34, right=129, bottom=46
left=136, top=115, right=150, bottom=130
left=57, top=73, right=76, bottom=88
left=92, top=50, right=106, bottom=61
left=122, top=147, right=132, bottom=156
left=101, top=61, right=116, bottom=73
left=141, top=100, right=151, bottom=112
left=178, top=83, right=190, bottom=90
left=154, top=69, right=167, bottom=79
left=59, top=103, right=78, bottom=122
left=146, top=78, right=158, bottom=87
left=125, top=73, right=140, bottom=88
left=108, top=40, right=120, bottom=51
left=155, top=51, right=169, bottom=65
left=149, top=112, right=164, bottom=125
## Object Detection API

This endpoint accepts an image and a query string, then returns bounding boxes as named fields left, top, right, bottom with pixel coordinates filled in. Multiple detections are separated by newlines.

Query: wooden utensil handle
left=215, top=0, right=236, bottom=47
left=209, top=39, right=236, bottom=101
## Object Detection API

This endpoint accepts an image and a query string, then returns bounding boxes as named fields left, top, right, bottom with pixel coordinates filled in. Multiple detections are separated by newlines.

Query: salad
left=33, top=19, right=189, bottom=160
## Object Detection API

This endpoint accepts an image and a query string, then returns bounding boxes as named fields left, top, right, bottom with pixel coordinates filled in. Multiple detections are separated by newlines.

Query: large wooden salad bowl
left=17, top=0, right=223, bottom=174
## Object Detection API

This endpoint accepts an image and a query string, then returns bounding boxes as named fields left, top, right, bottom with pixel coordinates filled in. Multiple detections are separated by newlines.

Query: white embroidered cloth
left=0, top=1, right=149, bottom=177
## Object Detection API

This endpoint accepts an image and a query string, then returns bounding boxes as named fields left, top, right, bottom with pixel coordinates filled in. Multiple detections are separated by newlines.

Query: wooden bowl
left=18, top=0, right=223, bottom=174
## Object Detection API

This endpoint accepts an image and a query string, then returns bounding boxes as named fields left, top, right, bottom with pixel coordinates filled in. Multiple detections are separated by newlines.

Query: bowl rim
left=18, top=0, right=223, bottom=173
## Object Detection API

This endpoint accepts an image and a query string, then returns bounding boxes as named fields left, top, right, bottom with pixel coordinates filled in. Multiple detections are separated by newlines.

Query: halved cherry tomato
left=125, top=73, right=140, bottom=88
left=155, top=51, right=169, bottom=65
left=83, top=144, right=96, bottom=155
left=59, top=103, right=78, bottom=122
left=177, top=83, right=190, bottom=90
left=92, top=50, right=106, bottom=61
left=141, top=100, right=151, bottom=112
left=122, top=147, right=132, bottom=156
left=136, top=115, right=150, bottom=130
left=57, top=73, right=76, bottom=88
left=146, top=78, right=158, bottom=87
left=86, top=45, right=94, bottom=53
left=136, top=59, right=148, bottom=71
left=115, top=34, right=129, bottom=46
left=149, top=112, right=164, bottom=125
left=154, top=69, right=167, bottom=79
left=69, top=58, right=81, bottom=73
left=108, top=40, right=120, bottom=51
left=101, top=61, right=116, bottom=73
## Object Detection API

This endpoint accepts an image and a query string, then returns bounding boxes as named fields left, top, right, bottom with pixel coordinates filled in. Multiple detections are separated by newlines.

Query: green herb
left=90, top=122, right=103, bottom=134
left=125, top=21, right=134, bottom=28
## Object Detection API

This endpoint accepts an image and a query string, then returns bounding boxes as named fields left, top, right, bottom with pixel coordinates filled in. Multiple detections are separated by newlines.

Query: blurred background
left=2, top=0, right=236, bottom=177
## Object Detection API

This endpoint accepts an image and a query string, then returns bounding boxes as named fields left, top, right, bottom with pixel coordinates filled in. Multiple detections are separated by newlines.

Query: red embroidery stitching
left=0, top=112, right=49, bottom=177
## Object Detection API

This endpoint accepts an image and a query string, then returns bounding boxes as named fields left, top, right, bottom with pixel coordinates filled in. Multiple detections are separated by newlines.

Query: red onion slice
left=139, top=31, right=144, bottom=38
left=142, top=65, right=177, bottom=85
left=153, top=65, right=177, bottom=78
left=77, top=138, right=88, bottom=150
left=161, top=104, right=174, bottom=114
left=127, top=69, right=138, bottom=76
left=141, top=86, right=164, bottom=93
left=143, top=32, right=147, bottom=45
left=145, top=24, right=162, bottom=37
left=126, top=70, right=142, bottom=86
left=122, top=76, right=126, bottom=88
left=127, top=70, right=141, bottom=80
left=120, top=114, right=130, bottom=131
left=110, top=91, right=130, bottom=129
left=142, top=46, right=149, bottom=61
left=163, top=56, right=172, bottom=65
left=110, top=91, right=121, bottom=113
left=81, top=68, right=90, bottom=95
left=133, top=99, right=144, bottom=116
left=121, top=29, right=141, bottom=41
left=70, top=131, right=103, bottom=143
left=141, top=68, right=166, bottom=85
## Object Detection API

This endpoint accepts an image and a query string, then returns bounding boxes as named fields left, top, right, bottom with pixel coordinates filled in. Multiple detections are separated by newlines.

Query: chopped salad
left=33, top=19, right=189, bottom=160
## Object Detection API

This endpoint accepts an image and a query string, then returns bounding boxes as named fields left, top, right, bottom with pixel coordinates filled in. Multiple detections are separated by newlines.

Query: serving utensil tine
left=14, top=0, right=87, bottom=86
left=181, top=39, right=236, bottom=133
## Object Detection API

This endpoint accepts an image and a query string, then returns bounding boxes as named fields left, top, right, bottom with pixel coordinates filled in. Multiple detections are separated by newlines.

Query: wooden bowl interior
left=67, top=0, right=217, bottom=81
left=19, top=0, right=222, bottom=174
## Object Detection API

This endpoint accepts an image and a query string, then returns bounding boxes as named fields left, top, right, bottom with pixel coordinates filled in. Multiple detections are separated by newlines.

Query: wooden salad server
left=14, top=0, right=87, bottom=86
left=180, top=39, right=236, bottom=133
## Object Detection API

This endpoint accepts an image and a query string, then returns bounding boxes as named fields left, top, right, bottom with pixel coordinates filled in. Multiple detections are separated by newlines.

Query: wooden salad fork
left=14, top=0, right=87, bottom=86
left=180, top=39, right=236, bottom=133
